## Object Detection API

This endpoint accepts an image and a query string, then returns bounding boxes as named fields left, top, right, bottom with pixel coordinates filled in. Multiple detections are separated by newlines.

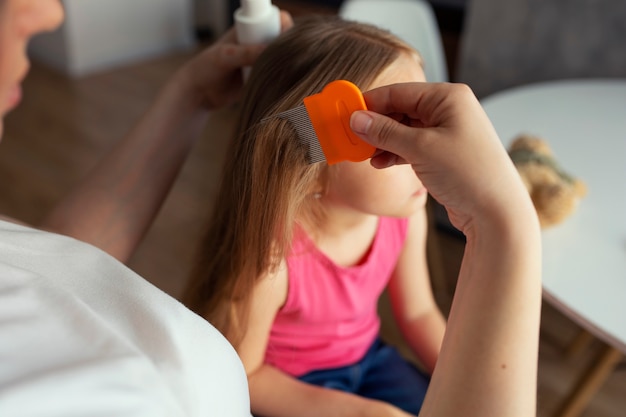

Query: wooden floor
left=2, top=5, right=624, bottom=417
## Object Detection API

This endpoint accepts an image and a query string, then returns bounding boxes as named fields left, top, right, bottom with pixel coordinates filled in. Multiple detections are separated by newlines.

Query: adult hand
left=41, top=11, right=293, bottom=261
left=350, top=82, right=534, bottom=234
left=176, top=10, right=293, bottom=110
left=351, top=83, right=542, bottom=417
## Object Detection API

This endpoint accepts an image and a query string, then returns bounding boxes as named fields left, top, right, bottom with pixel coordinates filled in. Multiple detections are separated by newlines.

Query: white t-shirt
left=0, top=220, right=250, bottom=416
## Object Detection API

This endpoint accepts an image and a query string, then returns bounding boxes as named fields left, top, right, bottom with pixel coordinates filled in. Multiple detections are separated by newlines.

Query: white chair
left=339, top=0, right=448, bottom=83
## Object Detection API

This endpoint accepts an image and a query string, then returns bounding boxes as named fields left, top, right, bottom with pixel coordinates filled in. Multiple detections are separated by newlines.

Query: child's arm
left=240, top=263, right=415, bottom=417
left=387, top=206, right=446, bottom=374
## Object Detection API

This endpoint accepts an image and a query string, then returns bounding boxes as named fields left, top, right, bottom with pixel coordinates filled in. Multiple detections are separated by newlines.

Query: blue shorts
left=298, top=338, right=430, bottom=415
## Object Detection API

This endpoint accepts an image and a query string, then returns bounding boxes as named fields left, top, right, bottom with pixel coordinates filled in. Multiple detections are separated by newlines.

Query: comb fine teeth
left=274, top=105, right=326, bottom=164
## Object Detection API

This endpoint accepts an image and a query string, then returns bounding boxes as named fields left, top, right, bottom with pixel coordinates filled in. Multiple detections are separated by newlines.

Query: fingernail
left=350, top=111, right=373, bottom=135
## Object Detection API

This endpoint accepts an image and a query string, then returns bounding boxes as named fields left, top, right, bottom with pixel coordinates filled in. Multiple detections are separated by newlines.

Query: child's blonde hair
left=183, top=15, right=417, bottom=345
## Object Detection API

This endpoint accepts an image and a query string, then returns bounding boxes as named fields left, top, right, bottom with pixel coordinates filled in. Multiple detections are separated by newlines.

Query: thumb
left=350, top=110, right=421, bottom=165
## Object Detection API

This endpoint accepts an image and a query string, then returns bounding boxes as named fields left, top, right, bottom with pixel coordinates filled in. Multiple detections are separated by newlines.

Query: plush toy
left=508, top=134, right=587, bottom=228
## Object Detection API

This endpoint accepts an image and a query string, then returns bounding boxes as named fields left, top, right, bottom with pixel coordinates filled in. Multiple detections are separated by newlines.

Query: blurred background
left=2, top=1, right=624, bottom=416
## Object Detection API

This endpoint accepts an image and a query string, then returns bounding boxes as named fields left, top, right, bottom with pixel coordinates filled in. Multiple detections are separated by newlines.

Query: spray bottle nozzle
left=234, top=0, right=281, bottom=80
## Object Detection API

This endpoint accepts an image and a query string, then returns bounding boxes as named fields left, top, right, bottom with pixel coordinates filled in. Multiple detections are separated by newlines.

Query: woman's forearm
left=41, top=70, right=208, bottom=262
left=420, top=215, right=542, bottom=417
left=39, top=15, right=293, bottom=262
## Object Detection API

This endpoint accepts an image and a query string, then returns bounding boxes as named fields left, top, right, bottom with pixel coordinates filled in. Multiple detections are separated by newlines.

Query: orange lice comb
left=272, top=80, right=376, bottom=165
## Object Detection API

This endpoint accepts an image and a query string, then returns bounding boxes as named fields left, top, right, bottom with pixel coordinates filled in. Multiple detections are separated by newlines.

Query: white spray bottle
left=234, top=0, right=281, bottom=80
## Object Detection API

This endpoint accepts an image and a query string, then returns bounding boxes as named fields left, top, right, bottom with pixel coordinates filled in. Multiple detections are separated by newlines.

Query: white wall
left=29, top=0, right=195, bottom=77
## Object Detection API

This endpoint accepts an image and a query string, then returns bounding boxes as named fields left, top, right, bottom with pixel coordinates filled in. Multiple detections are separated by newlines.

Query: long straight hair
left=182, top=16, right=416, bottom=346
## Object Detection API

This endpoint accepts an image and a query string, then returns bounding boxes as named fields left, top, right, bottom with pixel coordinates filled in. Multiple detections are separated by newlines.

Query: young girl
left=184, top=16, right=446, bottom=417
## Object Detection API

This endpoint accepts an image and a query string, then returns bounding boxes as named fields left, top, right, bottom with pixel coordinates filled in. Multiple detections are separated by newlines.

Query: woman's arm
left=351, top=82, right=542, bottom=417
left=421, top=211, right=541, bottom=417
left=40, top=66, right=208, bottom=262
left=387, top=206, right=446, bottom=375
left=40, top=14, right=293, bottom=262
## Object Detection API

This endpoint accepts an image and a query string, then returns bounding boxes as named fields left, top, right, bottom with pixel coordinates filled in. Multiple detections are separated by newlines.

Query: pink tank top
left=265, top=217, right=409, bottom=376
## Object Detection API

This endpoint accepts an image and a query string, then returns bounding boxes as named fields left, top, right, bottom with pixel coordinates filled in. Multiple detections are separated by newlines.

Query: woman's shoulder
left=0, top=215, right=251, bottom=416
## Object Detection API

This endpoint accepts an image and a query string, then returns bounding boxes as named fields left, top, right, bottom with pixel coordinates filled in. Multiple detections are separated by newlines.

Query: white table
left=481, top=79, right=626, bottom=417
